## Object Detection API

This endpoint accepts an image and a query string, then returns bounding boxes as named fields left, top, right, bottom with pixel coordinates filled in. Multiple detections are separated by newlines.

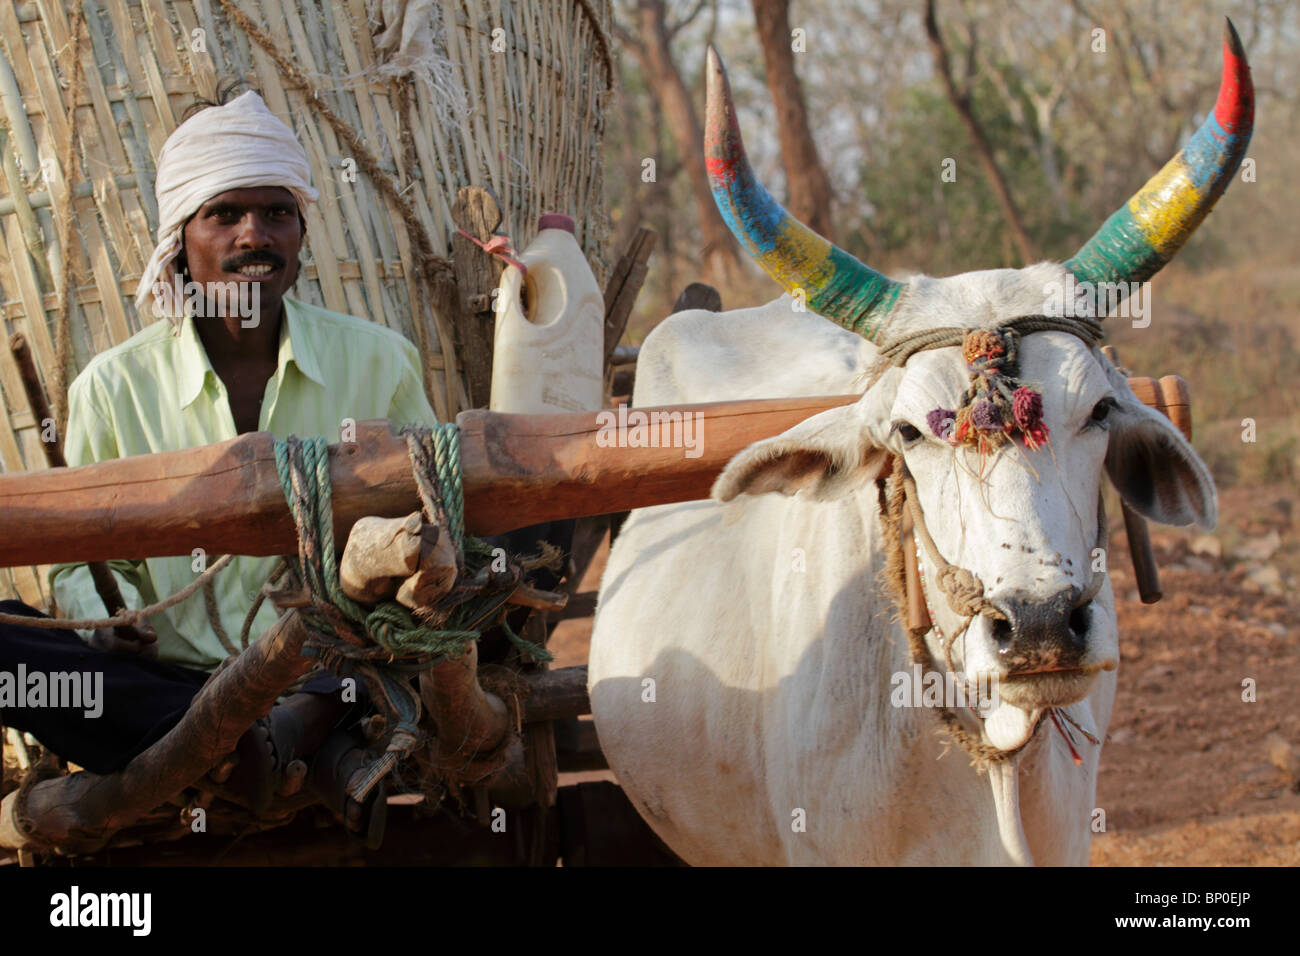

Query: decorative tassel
left=927, top=328, right=1051, bottom=452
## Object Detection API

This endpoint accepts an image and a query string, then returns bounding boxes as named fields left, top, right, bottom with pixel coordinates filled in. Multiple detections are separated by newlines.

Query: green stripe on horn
left=1067, top=19, right=1254, bottom=291
left=704, top=46, right=902, bottom=341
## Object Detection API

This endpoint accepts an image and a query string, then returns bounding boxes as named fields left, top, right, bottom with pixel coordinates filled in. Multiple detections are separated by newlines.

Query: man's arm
left=48, top=373, right=156, bottom=651
left=388, top=338, right=441, bottom=426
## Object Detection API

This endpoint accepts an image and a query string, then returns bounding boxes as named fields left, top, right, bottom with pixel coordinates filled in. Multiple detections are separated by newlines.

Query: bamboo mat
left=0, top=0, right=613, bottom=607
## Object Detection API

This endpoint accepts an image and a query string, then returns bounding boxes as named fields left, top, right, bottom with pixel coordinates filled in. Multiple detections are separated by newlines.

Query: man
left=0, top=87, right=438, bottom=840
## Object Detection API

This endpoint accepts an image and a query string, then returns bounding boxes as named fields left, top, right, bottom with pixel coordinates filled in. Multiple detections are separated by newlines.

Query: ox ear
left=713, top=402, right=889, bottom=502
left=1102, top=364, right=1217, bottom=531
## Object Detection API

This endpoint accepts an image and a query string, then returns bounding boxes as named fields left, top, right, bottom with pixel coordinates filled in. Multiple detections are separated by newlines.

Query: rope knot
left=935, top=564, right=988, bottom=618
left=961, top=328, right=1008, bottom=365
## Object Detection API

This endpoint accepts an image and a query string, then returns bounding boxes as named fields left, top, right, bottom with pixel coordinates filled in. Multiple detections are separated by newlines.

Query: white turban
left=135, top=90, right=319, bottom=325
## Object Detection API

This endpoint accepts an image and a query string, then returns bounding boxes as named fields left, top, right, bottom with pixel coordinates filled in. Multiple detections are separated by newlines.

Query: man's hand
left=87, top=622, right=159, bottom=657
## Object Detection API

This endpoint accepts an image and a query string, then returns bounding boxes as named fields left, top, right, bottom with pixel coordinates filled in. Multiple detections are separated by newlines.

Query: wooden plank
left=555, top=719, right=607, bottom=773
left=141, top=0, right=184, bottom=80
left=1125, top=375, right=1191, bottom=440
left=0, top=369, right=31, bottom=474
left=0, top=372, right=1193, bottom=569
left=1157, top=375, right=1191, bottom=442
left=99, top=1, right=154, bottom=145
left=79, top=209, right=132, bottom=345
left=2, top=217, right=58, bottom=376
left=450, top=186, right=505, bottom=408
left=551, top=589, right=598, bottom=621
left=601, top=227, right=655, bottom=365
left=23, top=23, right=71, bottom=160
left=0, top=396, right=859, bottom=565
left=522, top=666, right=589, bottom=722
left=173, top=2, right=218, bottom=98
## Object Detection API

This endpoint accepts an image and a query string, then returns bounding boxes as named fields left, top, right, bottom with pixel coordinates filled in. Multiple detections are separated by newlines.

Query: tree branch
left=922, top=0, right=1037, bottom=264
left=667, top=0, right=709, bottom=40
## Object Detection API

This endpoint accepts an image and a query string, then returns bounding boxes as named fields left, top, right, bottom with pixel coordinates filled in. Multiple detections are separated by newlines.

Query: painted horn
left=1067, top=19, right=1254, bottom=289
left=704, top=46, right=903, bottom=341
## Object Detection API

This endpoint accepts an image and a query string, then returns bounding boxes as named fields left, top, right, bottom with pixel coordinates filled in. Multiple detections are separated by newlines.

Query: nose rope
left=895, top=465, right=1109, bottom=769
left=901, top=468, right=1108, bottom=622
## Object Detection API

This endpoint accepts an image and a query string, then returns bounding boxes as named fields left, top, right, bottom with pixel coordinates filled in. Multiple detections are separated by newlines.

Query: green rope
left=499, top=615, right=551, bottom=663
left=273, top=426, right=479, bottom=661
left=401, top=423, right=466, bottom=553
left=431, top=425, right=464, bottom=550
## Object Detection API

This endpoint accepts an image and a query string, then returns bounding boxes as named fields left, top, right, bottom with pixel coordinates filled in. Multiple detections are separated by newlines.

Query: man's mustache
left=221, top=252, right=286, bottom=271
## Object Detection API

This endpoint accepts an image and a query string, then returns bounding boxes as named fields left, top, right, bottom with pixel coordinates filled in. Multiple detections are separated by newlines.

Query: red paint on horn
left=1214, top=18, right=1254, bottom=136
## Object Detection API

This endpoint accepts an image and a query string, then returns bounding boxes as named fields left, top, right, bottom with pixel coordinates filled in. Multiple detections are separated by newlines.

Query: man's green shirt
left=50, top=297, right=439, bottom=669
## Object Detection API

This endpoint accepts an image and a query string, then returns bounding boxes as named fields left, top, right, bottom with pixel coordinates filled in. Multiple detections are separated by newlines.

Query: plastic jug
left=489, top=214, right=605, bottom=414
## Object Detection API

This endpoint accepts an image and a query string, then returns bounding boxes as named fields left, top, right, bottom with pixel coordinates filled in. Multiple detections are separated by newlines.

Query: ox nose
left=990, top=588, right=1090, bottom=672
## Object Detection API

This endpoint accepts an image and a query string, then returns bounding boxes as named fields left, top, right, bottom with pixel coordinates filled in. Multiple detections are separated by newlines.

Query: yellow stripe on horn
left=1126, top=156, right=1206, bottom=257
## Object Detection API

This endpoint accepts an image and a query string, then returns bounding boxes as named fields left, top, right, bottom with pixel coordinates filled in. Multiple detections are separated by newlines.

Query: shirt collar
left=177, top=313, right=216, bottom=408
left=177, top=297, right=326, bottom=408
left=280, top=298, right=327, bottom=388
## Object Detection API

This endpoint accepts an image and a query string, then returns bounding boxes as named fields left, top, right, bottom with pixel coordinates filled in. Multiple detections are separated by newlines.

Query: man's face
left=180, top=186, right=304, bottom=323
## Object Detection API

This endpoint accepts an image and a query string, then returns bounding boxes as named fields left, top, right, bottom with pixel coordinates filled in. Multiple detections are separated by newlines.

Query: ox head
left=705, top=23, right=1251, bottom=752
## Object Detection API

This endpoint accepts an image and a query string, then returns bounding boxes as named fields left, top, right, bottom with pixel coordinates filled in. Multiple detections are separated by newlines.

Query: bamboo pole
left=8, top=333, right=134, bottom=633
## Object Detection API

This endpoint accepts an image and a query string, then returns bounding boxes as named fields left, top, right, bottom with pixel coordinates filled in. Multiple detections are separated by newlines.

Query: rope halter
left=888, top=314, right=1109, bottom=630
left=881, top=315, right=1110, bottom=765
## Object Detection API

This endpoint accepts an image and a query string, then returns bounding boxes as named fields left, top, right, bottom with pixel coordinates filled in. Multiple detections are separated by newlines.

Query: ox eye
left=894, top=422, right=923, bottom=445
left=1088, top=398, right=1117, bottom=427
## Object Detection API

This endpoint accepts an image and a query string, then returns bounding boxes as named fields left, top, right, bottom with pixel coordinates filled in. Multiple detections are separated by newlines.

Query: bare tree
left=922, top=0, right=1037, bottom=264
left=618, top=0, right=745, bottom=286
left=969, top=1, right=1083, bottom=219
left=750, top=0, right=836, bottom=240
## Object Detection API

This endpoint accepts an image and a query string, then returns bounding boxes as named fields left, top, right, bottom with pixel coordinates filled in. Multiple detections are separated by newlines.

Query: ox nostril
left=992, top=615, right=1014, bottom=645
left=992, top=589, right=1086, bottom=662
left=1069, top=602, right=1090, bottom=636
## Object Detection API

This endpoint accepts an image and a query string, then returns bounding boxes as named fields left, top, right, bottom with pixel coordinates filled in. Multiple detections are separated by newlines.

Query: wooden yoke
left=0, top=381, right=1193, bottom=570
left=0, top=397, right=858, bottom=567
left=1106, top=343, right=1192, bottom=605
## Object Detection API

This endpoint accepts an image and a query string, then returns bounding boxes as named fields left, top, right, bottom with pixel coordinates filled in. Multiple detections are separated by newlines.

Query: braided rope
left=878, top=314, right=1103, bottom=367
left=879, top=465, right=1024, bottom=765
left=403, top=425, right=465, bottom=553
left=884, top=458, right=1111, bottom=766
left=202, top=568, right=239, bottom=657
left=0, top=554, right=235, bottom=631
left=268, top=425, right=477, bottom=804
left=272, top=431, right=478, bottom=661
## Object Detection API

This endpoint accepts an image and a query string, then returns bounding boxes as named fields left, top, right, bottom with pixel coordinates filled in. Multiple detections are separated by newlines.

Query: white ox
left=588, top=33, right=1252, bottom=866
